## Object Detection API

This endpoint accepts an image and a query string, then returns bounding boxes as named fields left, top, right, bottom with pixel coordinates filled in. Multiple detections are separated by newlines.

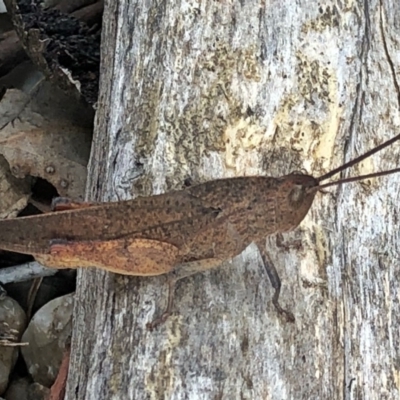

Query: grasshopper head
left=272, top=133, right=400, bottom=233
left=275, top=174, right=319, bottom=233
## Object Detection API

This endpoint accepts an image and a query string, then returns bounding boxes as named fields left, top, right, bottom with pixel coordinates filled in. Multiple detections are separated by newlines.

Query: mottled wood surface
left=66, top=1, right=400, bottom=399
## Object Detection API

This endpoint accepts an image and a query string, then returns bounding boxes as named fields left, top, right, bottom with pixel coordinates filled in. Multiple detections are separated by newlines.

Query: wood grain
left=66, top=1, right=400, bottom=399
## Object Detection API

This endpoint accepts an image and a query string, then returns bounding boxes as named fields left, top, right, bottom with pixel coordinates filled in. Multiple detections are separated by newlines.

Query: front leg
left=255, top=240, right=295, bottom=322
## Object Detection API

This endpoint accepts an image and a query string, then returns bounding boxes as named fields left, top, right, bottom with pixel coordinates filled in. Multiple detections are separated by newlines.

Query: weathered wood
left=66, top=1, right=400, bottom=399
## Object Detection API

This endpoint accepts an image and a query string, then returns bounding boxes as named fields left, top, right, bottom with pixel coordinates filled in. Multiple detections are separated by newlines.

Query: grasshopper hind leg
left=147, top=257, right=224, bottom=330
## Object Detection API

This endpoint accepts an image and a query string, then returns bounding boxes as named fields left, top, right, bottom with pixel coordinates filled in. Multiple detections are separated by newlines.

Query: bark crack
left=345, top=0, right=371, bottom=168
left=340, top=2, right=371, bottom=397
left=379, top=1, right=400, bottom=110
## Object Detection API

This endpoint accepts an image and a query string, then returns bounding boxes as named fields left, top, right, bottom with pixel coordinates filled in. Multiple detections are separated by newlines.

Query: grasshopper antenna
left=312, top=133, right=400, bottom=191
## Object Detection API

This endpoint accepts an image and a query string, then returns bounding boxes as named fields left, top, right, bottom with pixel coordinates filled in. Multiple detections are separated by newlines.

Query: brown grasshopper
left=0, top=134, right=399, bottom=328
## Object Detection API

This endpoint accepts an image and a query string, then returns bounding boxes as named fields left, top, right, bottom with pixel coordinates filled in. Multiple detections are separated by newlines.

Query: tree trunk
left=65, top=1, right=400, bottom=399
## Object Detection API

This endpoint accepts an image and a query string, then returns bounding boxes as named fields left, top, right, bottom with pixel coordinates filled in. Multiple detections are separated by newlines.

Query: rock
left=21, top=293, right=74, bottom=387
left=0, top=295, right=27, bottom=395
left=3, top=377, right=29, bottom=400
left=4, top=270, right=76, bottom=316
left=28, top=383, right=50, bottom=400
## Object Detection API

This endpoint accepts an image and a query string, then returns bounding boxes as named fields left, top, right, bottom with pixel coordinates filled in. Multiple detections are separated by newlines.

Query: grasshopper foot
left=272, top=294, right=295, bottom=323
left=266, top=262, right=295, bottom=323
left=146, top=311, right=172, bottom=331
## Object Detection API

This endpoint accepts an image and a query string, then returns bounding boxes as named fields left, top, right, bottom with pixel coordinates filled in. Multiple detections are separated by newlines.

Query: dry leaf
left=0, top=89, right=91, bottom=199
left=0, top=155, right=31, bottom=218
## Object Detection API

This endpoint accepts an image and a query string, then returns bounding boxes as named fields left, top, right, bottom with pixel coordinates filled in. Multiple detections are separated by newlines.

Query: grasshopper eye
left=288, top=184, right=305, bottom=206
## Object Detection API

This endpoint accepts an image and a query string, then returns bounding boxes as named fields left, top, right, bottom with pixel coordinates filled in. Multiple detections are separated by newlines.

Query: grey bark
left=65, top=1, right=400, bottom=399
